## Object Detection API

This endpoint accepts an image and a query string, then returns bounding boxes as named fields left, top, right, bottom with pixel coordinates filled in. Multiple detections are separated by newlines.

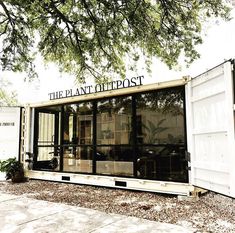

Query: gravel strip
left=0, top=180, right=235, bottom=232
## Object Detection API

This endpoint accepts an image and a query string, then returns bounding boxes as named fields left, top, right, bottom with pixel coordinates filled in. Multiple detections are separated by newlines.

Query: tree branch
left=0, top=1, right=15, bottom=28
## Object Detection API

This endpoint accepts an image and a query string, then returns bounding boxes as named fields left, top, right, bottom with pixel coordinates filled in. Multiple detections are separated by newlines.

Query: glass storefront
left=136, top=88, right=187, bottom=182
left=96, top=96, right=133, bottom=176
left=33, top=86, right=188, bottom=182
left=62, top=102, right=93, bottom=173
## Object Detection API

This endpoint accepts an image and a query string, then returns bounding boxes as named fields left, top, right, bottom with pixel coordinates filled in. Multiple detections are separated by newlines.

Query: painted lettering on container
left=0, top=122, right=15, bottom=126
left=48, top=76, right=144, bottom=100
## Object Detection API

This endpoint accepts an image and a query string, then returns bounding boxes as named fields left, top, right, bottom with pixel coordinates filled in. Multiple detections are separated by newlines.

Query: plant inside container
left=0, top=157, right=25, bottom=182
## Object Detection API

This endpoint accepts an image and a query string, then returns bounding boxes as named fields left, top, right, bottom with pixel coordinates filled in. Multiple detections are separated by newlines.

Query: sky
left=1, top=6, right=235, bottom=104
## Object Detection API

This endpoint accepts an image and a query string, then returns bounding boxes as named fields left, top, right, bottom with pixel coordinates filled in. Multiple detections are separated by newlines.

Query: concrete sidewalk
left=0, top=191, right=194, bottom=233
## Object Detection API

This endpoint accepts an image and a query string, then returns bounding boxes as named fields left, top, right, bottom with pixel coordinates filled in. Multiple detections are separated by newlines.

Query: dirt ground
left=0, top=180, right=235, bottom=233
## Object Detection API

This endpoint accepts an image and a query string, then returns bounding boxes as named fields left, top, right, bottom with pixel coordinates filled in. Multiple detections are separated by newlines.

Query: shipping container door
left=186, top=60, right=235, bottom=198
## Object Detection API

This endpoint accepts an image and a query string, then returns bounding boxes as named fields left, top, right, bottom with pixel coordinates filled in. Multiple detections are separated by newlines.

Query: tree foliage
left=0, top=79, right=18, bottom=106
left=0, top=88, right=18, bottom=106
left=0, top=0, right=231, bottom=81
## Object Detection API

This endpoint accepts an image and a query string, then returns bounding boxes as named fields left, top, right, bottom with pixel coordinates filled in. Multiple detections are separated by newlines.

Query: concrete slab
left=0, top=172, right=6, bottom=181
left=0, top=192, right=19, bottom=202
left=0, top=192, right=194, bottom=233
left=8, top=208, right=124, bottom=233
left=92, top=217, right=191, bottom=233
left=0, top=196, right=70, bottom=231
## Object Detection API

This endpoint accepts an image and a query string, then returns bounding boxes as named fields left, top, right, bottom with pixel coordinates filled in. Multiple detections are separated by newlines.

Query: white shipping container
left=0, top=107, right=22, bottom=160
left=7, top=60, right=235, bottom=198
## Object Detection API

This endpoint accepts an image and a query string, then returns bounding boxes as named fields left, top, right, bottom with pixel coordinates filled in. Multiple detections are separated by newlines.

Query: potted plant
left=0, top=157, right=25, bottom=182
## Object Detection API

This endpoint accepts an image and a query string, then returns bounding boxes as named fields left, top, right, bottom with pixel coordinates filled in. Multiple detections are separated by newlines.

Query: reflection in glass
left=136, top=89, right=185, bottom=145
left=96, top=146, right=133, bottom=176
left=36, top=147, right=60, bottom=171
left=136, top=145, right=187, bottom=182
left=97, top=96, right=132, bottom=145
left=136, top=88, right=187, bottom=182
left=63, top=146, right=93, bottom=173
left=62, top=102, right=93, bottom=174
left=63, top=102, right=93, bottom=145
left=38, top=112, right=56, bottom=146
left=96, top=96, right=133, bottom=177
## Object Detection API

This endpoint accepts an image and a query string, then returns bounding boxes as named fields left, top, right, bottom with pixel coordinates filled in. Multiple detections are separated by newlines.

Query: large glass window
left=136, top=88, right=187, bottom=182
left=63, top=102, right=93, bottom=173
left=33, top=86, right=188, bottom=183
left=96, top=96, right=133, bottom=176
